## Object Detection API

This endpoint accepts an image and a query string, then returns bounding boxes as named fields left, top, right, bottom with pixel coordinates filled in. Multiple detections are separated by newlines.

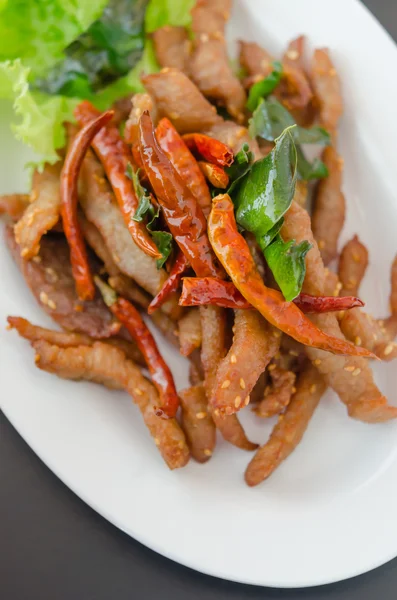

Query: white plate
left=1, top=0, right=397, bottom=589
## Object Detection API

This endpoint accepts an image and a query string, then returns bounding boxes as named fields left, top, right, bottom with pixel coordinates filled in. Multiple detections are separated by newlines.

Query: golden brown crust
left=152, top=26, right=191, bottom=73
left=311, top=48, right=343, bottom=132
left=255, top=364, right=296, bottom=418
left=180, top=384, right=216, bottom=463
left=33, top=340, right=190, bottom=469
left=212, top=310, right=280, bottom=415
left=14, top=162, right=62, bottom=260
left=245, top=365, right=326, bottom=486
left=338, top=235, right=368, bottom=297
left=5, top=226, right=119, bottom=338
left=178, top=309, right=202, bottom=356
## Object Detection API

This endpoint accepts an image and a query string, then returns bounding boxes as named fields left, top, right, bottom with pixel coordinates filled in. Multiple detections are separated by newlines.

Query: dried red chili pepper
left=138, top=111, right=224, bottom=279
left=61, top=109, right=114, bottom=301
left=149, top=251, right=189, bottom=314
left=207, top=194, right=375, bottom=357
left=179, top=277, right=364, bottom=313
left=95, top=277, right=179, bottom=418
left=74, top=101, right=161, bottom=260
left=182, top=133, right=234, bottom=167
left=156, top=118, right=211, bottom=216
left=198, top=162, right=229, bottom=189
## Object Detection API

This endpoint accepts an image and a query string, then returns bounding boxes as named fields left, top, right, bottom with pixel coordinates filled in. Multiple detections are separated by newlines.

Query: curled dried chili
left=182, top=133, right=234, bottom=167
left=149, top=251, right=189, bottom=314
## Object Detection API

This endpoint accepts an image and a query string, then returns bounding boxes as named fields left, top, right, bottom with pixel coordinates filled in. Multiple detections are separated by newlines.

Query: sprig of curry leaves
left=245, top=61, right=283, bottom=112
left=230, top=127, right=312, bottom=301
left=127, top=164, right=173, bottom=269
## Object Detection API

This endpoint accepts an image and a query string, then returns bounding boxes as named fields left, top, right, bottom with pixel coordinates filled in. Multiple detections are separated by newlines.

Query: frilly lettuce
left=0, top=0, right=194, bottom=167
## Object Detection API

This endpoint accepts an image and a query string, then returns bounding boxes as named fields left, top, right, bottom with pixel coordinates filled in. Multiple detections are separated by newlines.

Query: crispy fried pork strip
left=311, top=48, right=343, bottom=133
left=78, top=148, right=169, bottom=299
left=281, top=202, right=397, bottom=422
left=142, top=69, right=220, bottom=134
left=338, top=235, right=368, bottom=297
left=14, top=162, right=62, bottom=260
left=0, top=194, right=30, bottom=222
left=211, top=310, right=280, bottom=415
left=152, top=26, right=191, bottom=72
left=255, top=364, right=296, bottom=418
left=180, top=384, right=216, bottom=463
left=7, top=316, right=144, bottom=366
left=32, top=340, right=189, bottom=469
left=200, top=305, right=257, bottom=451
left=124, top=93, right=159, bottom=145
left=178, top=309, right=202, bottom=357
left=383, top=256, right=397, bottom=339
left=5, top=226, right=119, bottom=339
left=190, top=0, right=246, bottom=120
left=283, top=36, right=306, bottom=71
left=311, top=146, right=345, bottom=265
left=245, top=364, right=326, bottom=486
left=293, top=180, right=308, bottom=208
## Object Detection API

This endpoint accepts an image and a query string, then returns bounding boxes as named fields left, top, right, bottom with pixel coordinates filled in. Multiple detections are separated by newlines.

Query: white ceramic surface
left=1, top=0, right=397, bottom=588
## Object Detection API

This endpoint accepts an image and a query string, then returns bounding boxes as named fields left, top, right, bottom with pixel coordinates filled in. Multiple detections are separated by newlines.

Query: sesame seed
left=286, top=49, right=299, bottom=60
left=289, top=350, right=299, bottom=357
left=268, top=363, right=276, bottom=371
left=200, top=33, right=209, bottom=42
left=34, top=353, right=40, bottom=364
left=334, top=282, right=342, bottom=297
left=196, top=411, right=207, bottom=419
left=221, top=380, right=231, bottom=389
left=352, top=252, right=361, bottom=263
left=178, top=440, right=185, bottom=449
left=170, top=112, right=180, bottom=120
left=47, top=299, right=56, bottom=310
left=39, top=291, right=49, bottom=305
left=154, top=438, right=160, bottom=446
left=278, top=415, right=284, bottom=422
left=21, top=248, right=29, bottom=257
left=291, top=386, right=297, bottom=394
left=313, top=359, right=322, bottom=366
left=310, top=384, right=317, bottom=394
left=213, top=409, right=220, bottom=417
left=32, top=256, right=42, bottom=263
left=234, top=396, right=242, bottom=408
left=373, top=333, right=378, bottom=341
left=134, top=388, right=143, bottom=396
left=244, top=395, right=250, bottom=406
left=203, top=449, right=212, bottom=456
left=352, top=368, right=361, bottom=377
left=225, top=407, right=233, bottom=415
left=344, top=365, right=355, bottom=372
left=355, top=337, right=362, bottom=346
left=239, top=378, right=246, bottom=389
left=318, top=240, right=326, bottom=249
left=384, top=344, right=394, bottom=356
left=230, top=354, right=237, bottom=364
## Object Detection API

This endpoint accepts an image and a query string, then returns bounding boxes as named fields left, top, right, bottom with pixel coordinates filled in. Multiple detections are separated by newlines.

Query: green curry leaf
left=264, top=235, right=312, bottom=301
left=246, top=61, right=283, bottom=112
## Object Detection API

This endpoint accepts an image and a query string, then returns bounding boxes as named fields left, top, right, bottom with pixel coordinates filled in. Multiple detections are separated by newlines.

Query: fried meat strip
left=212, top=310, right=280, bottom=415
left=78, top=148, right=169, bottom=299
left=190, top=0, right=246, bottom=120
left=152, top=26, right=191, bottom=72
left=311, top=48, right=343, bottom=133
left=5, top=226, right=119, bottom=339
left=283, top=36, right=306, bottom=71
left=255, top=364, right=296, bottom=418
left=180, top=384, right=216, bottom=463
left=200, top=305, right=257, bottom=451
left=178, top=309, right=202, bottom=357
left=245, top=364, right=326, bottom=486
left=338, top=235, right=368, bottom=297
left=32, top=340, right=189, bottom=469
left=0, top=194, right=30, bottom=222
left=14, top=162, right=62, bottom=259
left=311, top=146, right=345, bottom=265
left=7, top=316, right=144, bottom=365
left=281, top=202, right=397, bottom=423
left=142, top=69, right=220, bottom=134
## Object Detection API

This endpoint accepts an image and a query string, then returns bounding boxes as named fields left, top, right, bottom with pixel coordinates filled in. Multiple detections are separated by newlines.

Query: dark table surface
left=1, top=2, right=397, bottom=599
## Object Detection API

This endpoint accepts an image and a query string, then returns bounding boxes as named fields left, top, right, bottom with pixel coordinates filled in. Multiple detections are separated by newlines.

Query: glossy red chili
left=179, top=277, right=364, bottom=313
left=182, top=133, right=234, bottom=167
left=138, top=111, right=224, bottom=279
left=74, top=101, right=161, bottom=260
left=95, top=277, right=179, bottom=419
left=198, top=162, right=229, bottom=189
left=61, top=109, right=114, bottom=301
left=208, top=194, right=374, bottom=357
left=149, top=251, right=189, bottom=314
left=156, top=118, right=211, bottom=216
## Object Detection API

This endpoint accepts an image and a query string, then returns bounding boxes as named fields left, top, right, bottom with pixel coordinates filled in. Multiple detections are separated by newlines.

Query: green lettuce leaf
left=0, top=0, right=108, bottom=78
left=264, top=235, right=312, bottom=301
left=145, top=0, right=195, bottom=33
left=0, top=59, right=78, bottom=165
